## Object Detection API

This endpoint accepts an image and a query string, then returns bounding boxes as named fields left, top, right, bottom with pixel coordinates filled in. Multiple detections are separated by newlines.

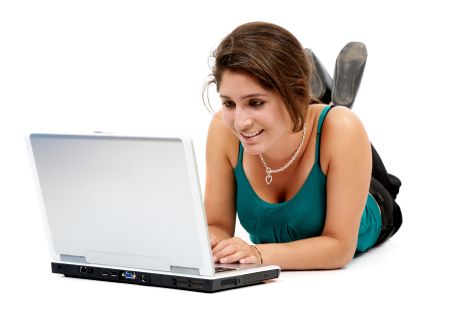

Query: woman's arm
left=204, top=112, right=238, bottom=246
left=213, top=107, right=372, bottom=269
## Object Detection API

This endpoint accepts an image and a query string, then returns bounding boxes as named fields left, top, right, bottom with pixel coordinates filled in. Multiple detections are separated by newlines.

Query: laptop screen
left=30, top=134, right=215, bottom=276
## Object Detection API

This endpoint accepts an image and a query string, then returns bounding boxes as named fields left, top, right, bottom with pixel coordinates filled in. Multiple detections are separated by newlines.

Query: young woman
left=203, top=22, right=397, bottom=270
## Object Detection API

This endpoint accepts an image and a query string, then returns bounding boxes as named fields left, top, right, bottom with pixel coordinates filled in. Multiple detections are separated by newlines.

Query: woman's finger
left=213, top=243, right=237, bottom=262
left=239, top=255, right=259, bottom=264
left=211, top=237, right=234, bottom=254
left=218, top=250, right=246, bottom=264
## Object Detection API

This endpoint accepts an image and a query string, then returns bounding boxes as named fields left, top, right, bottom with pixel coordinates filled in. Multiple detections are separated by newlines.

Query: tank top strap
left=238, top=142, right=244, bottom=164
left=315, top=105, right=335, bottom=163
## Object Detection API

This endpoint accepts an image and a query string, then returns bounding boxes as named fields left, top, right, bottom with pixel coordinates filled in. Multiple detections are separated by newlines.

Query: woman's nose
left=234, top=107, right=253, bottom=131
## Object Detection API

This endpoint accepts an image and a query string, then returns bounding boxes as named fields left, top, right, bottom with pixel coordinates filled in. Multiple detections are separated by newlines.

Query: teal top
left=234, top=105, right=381, bottom=253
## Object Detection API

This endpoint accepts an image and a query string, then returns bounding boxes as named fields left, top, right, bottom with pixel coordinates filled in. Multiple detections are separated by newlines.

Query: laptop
left=29, top=133, right=280, bottom=292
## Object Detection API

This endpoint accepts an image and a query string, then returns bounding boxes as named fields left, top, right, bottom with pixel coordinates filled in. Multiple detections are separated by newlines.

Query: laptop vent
left=221, top=278, right=237, bottom=287
left=172, top=278, right=205, bottom=290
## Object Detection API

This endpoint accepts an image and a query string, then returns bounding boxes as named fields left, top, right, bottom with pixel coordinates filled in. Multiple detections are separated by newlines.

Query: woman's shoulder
left=310, top=103, right=361, bottom=126
left=323, top=105, right=367, bottom=134
left=206, top=110, right=240, bottom=168
left=320, top=105, right=371, bottom=167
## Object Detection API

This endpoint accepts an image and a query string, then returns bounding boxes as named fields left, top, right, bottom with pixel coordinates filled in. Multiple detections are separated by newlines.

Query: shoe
left=331, top=42, right=367, bottom=109
left=305, top=48, right=333, bottom=104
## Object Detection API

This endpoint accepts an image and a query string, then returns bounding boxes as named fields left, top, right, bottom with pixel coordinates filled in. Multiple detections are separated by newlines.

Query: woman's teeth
left=242, top=130, right=263, bottom=138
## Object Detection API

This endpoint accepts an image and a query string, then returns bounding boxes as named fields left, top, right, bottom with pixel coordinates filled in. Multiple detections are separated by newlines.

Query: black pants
left=370, top=176, right=403, bottom=246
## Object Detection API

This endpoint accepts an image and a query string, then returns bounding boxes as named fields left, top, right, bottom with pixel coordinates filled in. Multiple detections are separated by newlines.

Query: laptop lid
left=29, top=133, right=215, bottom=276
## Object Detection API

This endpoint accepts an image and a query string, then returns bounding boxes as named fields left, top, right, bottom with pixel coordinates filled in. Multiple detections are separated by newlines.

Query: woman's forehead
left=218, top=71, right=269, bottom=96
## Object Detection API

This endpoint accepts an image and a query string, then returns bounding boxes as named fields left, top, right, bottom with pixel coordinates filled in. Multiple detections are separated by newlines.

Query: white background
left=1, top=0, right=449, bottom=310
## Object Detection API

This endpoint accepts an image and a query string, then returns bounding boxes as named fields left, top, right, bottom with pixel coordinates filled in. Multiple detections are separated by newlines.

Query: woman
left=203, top=22, right=395, bottom=270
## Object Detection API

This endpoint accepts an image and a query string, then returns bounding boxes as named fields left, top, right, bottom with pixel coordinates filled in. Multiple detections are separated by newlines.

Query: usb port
left=109, top=271, right=118, bottom=279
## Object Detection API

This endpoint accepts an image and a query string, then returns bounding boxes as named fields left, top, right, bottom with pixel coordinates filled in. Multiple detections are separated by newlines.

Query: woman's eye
left=250, top=100, right=265, bottom=107
left=222, top=101, right=235, bottom=108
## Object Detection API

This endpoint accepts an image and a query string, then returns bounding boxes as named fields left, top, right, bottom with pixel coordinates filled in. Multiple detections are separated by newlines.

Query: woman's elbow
left=327, top=238, right=357, bottom=269
left=334, top=253, right=354, bottom=269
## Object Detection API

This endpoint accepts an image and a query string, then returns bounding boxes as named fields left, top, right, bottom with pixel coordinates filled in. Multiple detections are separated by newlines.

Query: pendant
left=265, top=174, right=273, bottom=185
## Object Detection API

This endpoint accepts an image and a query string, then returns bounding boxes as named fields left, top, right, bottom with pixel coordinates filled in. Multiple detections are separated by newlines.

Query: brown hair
left=203, top=21, right=314, bottom=132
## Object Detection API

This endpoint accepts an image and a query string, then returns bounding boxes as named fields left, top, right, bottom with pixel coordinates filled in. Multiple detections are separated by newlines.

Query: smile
left=241, top=129, right=264, bottom=138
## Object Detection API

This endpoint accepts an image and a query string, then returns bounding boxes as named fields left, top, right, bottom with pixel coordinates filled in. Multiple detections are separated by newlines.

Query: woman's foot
left=305, top=48, right=333, bottom=104
left=331, top=42, right=367, bottom=109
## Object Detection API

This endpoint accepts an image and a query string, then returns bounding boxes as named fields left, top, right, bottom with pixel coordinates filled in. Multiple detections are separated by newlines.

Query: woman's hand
left=212, top=237, right=262, bottom=264
left=209, top=234, right=219, bottom=248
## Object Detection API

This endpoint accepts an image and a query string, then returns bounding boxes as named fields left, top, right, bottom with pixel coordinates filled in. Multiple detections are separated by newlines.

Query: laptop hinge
left=170, top=266, right=200, bottom=276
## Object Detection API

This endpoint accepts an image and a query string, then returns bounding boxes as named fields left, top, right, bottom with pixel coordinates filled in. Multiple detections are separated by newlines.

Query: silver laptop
left=29, top=133, right=280, bottom=292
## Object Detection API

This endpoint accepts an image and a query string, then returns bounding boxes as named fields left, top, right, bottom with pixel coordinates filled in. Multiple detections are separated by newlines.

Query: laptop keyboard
left=214, top=266, right=236, bottom=273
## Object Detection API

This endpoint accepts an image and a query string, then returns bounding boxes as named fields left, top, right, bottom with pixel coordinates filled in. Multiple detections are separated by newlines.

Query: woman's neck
left=261, top=108, right=313, bottom=168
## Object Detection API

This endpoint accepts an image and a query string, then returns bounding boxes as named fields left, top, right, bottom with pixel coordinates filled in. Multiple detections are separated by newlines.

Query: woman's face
left=219, top=70, right=293, bottom=155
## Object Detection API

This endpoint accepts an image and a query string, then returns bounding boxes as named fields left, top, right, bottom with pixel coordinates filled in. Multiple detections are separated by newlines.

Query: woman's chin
left=240, top=141, right=265, bottom=155
left=238, top=130, right=266, bottom=154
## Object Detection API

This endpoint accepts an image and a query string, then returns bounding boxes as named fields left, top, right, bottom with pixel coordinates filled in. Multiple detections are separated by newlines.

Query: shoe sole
left=332, top=42, right=367, bottom=108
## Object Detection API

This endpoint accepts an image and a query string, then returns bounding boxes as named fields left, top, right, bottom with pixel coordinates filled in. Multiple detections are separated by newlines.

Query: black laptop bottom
left=51, top=262, right=280, bottom=293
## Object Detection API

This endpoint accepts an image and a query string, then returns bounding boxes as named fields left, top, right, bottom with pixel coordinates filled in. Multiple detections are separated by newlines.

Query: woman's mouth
left=240, top=129, right=264, bottom=139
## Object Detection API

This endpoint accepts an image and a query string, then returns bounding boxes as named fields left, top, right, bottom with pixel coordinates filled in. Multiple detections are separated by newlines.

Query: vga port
left=122, top=271, right=136, bottom=280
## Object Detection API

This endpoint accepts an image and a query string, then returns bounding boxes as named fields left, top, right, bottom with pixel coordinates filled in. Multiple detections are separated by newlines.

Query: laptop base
left=51, top=262, right=280, bottom=293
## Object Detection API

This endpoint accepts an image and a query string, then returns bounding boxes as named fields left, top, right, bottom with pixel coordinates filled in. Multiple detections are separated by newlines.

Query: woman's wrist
left=208, top=225, right=232, bottom=241
left=253, top=245, right=263, bottom=264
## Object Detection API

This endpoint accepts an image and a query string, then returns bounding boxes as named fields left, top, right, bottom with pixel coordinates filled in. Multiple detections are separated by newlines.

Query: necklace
left=259, top=124, right=306, bottom=185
